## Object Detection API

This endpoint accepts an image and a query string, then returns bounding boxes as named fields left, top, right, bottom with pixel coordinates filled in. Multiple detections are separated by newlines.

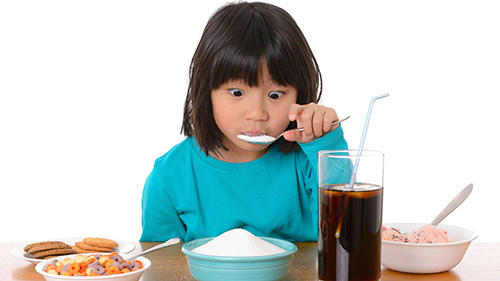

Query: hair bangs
left=208, top=42, right=263, bottom=90
left=208, top=3, right=301, bottom=90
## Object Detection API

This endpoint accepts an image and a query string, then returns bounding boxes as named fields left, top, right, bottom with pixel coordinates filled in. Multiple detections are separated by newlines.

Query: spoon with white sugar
left=237, top=116, right=350, bottom=145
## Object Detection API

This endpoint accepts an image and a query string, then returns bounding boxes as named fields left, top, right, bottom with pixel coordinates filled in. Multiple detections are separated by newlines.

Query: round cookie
left=72, top=245, right=97, bottom=254
left=75, top=241, right=113, bottom=252
left=27, top=242, right=71, bottom=255
left=24, top=241, right=64, bottom=253
left=83, top=237, right=118, bottom=248
left=33, top=248, right=76, bottom=259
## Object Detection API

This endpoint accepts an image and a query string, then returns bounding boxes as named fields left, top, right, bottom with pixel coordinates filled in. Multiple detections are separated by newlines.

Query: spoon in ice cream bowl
left=237, top=116, right=350, bottom=145
left=430, top=183, right=473, bottom=226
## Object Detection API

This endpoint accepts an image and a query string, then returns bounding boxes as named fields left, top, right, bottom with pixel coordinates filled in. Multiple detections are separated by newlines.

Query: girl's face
left=211, top=63, right=298, bottom=162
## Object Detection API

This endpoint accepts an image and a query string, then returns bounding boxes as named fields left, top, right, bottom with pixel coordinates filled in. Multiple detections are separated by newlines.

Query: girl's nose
left=244, top=96, right=268, bottom=121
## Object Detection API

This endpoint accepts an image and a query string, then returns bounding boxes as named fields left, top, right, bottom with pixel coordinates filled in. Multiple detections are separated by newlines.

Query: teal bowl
left=181, top=237, right=297, bottom=281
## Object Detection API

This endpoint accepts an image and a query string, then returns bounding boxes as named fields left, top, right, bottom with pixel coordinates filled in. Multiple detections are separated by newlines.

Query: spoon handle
left=430, top=183, right=473, bottom=226
left=293, top=116, right=351, bottom=133
left=126, top=238, right=180, bottom=261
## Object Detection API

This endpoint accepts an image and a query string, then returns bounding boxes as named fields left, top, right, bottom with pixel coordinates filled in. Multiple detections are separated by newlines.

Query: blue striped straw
left=349, top=93, right=390, bottom=188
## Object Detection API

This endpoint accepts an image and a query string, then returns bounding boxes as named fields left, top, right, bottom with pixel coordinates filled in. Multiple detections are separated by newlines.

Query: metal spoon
left=237, top=116, right=350, bottom=145
left=430, top=183, right=473, bottom=226
left=125, top=238, right=180, bottom=261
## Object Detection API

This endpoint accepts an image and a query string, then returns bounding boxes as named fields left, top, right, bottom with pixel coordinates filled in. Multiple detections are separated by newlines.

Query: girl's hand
left=283, top=103, right=339, bottom=143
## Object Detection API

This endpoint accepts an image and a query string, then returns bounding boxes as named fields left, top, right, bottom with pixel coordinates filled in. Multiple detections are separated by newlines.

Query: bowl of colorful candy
left=381, top=223, right=477, bottom=274
left=35, top=252, right=150, bottom=281
left=181, top=229, right=297, bottom=281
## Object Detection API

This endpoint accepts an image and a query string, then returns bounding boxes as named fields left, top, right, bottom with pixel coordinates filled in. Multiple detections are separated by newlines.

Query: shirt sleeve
left=140, top=165, right=187, bottom=242
left=297, top=124, right=349, bottom=236
left=299, top=124, right=349, bottom=172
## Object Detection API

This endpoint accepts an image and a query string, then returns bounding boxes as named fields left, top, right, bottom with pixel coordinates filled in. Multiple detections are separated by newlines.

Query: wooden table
left=2, top=242, right=499, bottom=280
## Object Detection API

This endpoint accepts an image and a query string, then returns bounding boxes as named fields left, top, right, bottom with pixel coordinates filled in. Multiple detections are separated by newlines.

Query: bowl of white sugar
left=181, top=228, right=297, bottom=281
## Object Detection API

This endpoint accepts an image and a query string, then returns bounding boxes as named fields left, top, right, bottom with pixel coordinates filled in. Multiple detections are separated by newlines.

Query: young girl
left=140, top=1, right=348, bottom=242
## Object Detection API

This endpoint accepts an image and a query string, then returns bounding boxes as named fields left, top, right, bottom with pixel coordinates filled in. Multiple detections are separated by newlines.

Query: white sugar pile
left=237, top=134, right=275, bottom=143
left=191, top=228, right=286, bottom=257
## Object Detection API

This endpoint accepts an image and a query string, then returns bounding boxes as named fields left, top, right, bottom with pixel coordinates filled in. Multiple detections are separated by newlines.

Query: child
left=140, top=1, right=348, bottom=242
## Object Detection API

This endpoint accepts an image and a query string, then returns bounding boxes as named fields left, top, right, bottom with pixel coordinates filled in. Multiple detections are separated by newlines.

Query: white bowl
left=382, top=223, right=477, bottom=274
left=35, top=253, right=151, bottom=281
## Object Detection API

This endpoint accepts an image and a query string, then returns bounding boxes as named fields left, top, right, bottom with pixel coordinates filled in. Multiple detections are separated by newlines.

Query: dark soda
left=318, top=184, right=383, bottom=281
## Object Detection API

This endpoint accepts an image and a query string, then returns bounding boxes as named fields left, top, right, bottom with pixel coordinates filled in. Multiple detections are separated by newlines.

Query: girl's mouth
left=241, top=130, right=266, bottom=137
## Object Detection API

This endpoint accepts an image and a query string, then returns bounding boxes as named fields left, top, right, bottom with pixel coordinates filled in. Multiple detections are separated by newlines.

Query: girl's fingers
left=288, top=103, right=301, bottom=123
left=283, top=129, right=302, bottom=142
left=312, top=106, right=328, bottom=137
left=297, top=105, right=316, bottom=137
left=288, top=103, right=308, bottom=133
left=323, top=109, right=339, bottom=132
left=287, top=103, right=339, bottom=142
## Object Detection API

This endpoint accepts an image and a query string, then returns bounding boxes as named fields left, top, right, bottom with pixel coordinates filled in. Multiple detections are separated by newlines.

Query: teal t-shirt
left=140, top=125, right=348, bottom=242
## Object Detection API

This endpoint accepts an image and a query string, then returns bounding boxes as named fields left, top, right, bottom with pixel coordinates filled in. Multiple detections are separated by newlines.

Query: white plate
left=11, top=238, right=135, bottom=264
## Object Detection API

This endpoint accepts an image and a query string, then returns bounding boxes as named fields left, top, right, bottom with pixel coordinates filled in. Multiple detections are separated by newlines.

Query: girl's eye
left=229, top=89, right=244, bottom=97
left=268, top=91, right=284, bottom=100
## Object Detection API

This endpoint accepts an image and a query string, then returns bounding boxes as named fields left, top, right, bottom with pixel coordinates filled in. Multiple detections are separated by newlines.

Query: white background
left=1, top=0, right=499, bottom=243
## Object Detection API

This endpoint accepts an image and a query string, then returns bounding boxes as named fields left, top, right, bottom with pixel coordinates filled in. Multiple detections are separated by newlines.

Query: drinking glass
left=318, top=150, right=384, bottom=281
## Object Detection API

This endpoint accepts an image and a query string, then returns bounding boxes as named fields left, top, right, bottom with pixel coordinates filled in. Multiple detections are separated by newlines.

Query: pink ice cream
left=382, top=226, right=407, bottom=242
left=407, top=225, right=452, bottom=244
left=382, top=225, right=452, bottom=244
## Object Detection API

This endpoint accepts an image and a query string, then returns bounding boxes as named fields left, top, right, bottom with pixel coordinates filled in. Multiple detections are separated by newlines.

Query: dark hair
left=181, top=1, right=322, bottom=155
